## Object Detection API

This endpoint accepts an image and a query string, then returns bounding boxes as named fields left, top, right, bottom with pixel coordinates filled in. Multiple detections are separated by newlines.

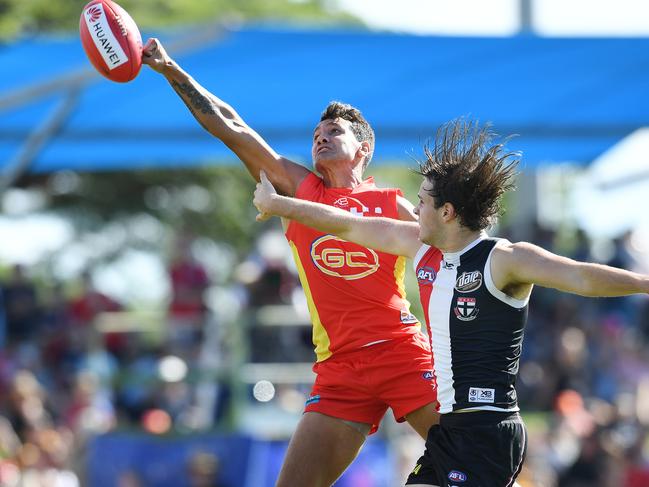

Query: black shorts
left=406, top=410, right=527, bottom=486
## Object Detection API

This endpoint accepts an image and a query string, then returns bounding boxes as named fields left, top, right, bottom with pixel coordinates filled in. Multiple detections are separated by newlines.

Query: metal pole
left=520, top=0, right=534, bottom=34
left=0, top=88, right=80, bottom=195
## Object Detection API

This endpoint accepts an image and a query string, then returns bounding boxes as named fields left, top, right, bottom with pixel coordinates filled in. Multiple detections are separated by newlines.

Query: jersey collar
left=442, top=231, right=488, bottom=267
left=327, top=177, right=375, bottom=194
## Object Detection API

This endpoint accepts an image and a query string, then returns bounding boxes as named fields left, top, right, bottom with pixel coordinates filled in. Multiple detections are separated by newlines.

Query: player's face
left=312, top=118, right=363, bottom=171
left=414, top=180, right=443, bottom=245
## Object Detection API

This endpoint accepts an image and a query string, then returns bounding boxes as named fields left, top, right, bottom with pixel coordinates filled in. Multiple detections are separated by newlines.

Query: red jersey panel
left=286, top=173, right=421, bottom=362
left=412, top=244, right=444, bottom=341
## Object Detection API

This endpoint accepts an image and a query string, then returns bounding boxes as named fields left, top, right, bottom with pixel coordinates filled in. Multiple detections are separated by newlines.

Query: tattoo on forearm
left=171, top=80, right=216, bottom=131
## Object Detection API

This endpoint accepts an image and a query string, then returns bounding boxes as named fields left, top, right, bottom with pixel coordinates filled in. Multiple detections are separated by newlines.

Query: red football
left=79, top=0, right=142, bottom=83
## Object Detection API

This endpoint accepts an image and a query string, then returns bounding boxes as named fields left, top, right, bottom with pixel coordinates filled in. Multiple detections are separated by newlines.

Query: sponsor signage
left=455, top=270, right=482, bottom=293
left=84, top=3, right=128, bottom=69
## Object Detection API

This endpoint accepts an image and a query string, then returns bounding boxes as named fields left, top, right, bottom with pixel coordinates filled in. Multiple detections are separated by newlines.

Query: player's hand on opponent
left=254, top=171, right=278, bottom=222
left=142, top=38, right=172, bottom=73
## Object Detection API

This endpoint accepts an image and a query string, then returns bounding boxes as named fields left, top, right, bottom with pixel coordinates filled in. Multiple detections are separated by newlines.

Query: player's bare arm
left=142, top=38, right=309, bottom=196
left=490, top=241, right=649, bottom=299
left=396, top=195, right=419, bottom=222
left=254, top=171, right=421, bottom=258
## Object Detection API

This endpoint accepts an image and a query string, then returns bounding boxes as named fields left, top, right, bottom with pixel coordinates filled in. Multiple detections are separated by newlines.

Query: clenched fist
left=142, top=38, right=173, bottom=74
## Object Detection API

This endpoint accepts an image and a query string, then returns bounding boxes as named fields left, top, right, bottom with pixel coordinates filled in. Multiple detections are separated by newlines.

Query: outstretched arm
left=142, top=38, right=309, bottom=196
left=491, top=241, right=649, bottom=298
left=254, top=171, right=421, bottom=258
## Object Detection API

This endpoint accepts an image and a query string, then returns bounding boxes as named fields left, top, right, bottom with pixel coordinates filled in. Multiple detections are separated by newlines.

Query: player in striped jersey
left=143, top=39, right=439, bottom=487
left=253, top=118, right=649, bottom=486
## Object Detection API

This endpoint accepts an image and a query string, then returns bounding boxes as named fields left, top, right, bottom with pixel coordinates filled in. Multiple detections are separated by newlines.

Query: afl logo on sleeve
left=310, top=235, right=380, bottom=280
left=455, top=270, right=482, bottom=292
left=416, top=266, right=437, bottom=285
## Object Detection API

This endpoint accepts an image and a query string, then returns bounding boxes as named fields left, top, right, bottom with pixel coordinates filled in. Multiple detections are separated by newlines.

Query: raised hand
left=142, top=38, right=172, bottom=73
left=254, top=170, right=278, bottom=222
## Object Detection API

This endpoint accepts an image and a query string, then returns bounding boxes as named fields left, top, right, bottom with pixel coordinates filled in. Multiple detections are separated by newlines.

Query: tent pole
left=0, top=88, right=80, bottom=195
left=520, top=0, right=534, bottom=34
left=0, top=70, right=95, bottom=114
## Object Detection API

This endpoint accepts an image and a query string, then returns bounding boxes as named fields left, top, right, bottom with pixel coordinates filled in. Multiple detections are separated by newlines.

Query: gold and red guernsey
left=286, top=173, right=421, bottom=362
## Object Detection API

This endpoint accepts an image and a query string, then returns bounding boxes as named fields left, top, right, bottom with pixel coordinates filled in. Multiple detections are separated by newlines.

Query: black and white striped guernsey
left=413, top=234, right=528, bottom=413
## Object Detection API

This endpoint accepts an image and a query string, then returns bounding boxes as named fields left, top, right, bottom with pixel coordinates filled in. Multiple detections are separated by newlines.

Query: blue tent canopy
left=1, top=25, right=648, bottom=174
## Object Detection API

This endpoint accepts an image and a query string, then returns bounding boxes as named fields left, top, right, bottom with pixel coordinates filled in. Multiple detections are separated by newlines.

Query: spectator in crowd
left=2, top=265, right=39, bottom=345
left=68, top=271, right=125, bottom=357
left=167, top=235, right=210, bottom=357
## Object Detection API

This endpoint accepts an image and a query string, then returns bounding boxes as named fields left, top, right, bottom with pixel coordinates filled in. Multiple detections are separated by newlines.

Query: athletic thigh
left=405, top=402, right=440, bottom=440
left=276, top=411, right=367, bottom=487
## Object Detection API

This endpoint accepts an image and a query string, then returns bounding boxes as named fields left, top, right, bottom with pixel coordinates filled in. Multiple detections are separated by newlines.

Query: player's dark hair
left=321, top=101, right=375, bottom=169
left=417, top=118, right=520, bottom=231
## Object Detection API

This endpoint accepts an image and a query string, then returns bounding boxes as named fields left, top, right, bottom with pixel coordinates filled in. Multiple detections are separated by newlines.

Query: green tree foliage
left=41, top=166, right=259, bottom=253
left=37, top=166, right=421, bottom=259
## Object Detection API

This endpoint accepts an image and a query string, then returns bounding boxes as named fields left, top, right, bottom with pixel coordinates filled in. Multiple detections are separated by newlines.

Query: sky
left=335, top=0, right=649, bottom=36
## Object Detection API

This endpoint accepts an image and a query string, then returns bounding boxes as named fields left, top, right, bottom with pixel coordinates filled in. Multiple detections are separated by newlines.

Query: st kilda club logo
left=454, top=297, right=478, bottom=321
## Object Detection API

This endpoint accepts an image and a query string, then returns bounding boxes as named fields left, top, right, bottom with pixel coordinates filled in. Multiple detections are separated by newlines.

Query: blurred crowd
left=508, top=225, right=649, bottom=487
left=0, top=224, right=649, bottom=486
left=0, top=234, right=235, bottom=486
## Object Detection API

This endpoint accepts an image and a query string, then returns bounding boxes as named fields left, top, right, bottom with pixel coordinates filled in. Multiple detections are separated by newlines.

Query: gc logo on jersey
left=455, top=270, right=482, bottom=293
left=311, top=235, right=380, bottom=280
left=416, top=266, right=437, bottom=285
left=454, top=297, right=479, bottom=321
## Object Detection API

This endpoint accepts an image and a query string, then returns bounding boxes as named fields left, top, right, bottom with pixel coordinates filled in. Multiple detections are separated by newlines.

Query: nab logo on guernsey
left=311, top=235, right=380, bottom=280
left=416, top=266, right=437, bottom=285
left=448, top=470, right=467, bottom=482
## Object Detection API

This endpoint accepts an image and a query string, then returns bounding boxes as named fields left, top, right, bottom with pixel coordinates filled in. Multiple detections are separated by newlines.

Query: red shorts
left=305, top=332, right=437, bottom=434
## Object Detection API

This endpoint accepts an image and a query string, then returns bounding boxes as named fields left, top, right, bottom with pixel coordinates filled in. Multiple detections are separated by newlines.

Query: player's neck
left=439, top=228, right=483, bottom=254
left=319, top=165, right=365, bottom=189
